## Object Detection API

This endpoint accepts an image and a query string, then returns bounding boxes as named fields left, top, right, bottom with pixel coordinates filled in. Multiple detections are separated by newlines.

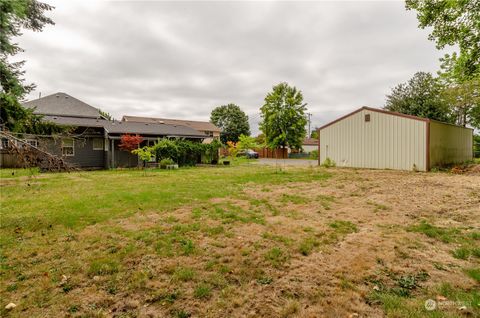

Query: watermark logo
left=425, top=299, right=437, bottom=311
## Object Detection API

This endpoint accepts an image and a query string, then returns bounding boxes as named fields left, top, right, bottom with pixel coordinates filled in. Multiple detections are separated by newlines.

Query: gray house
left=2, top=92, right=207, bottom=169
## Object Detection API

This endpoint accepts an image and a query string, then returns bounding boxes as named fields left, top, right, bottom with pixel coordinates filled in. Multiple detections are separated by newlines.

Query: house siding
left=319, top=109, right=427, bottom=171
left=42, top=137, right=105, bottom=168
left=302, top=145, right=318, bottom=153
left=113, top=139, right=139, bottom=168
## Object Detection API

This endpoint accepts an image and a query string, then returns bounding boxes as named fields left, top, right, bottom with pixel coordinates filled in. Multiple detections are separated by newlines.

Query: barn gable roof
left=319, top=107, right=433, bottom=131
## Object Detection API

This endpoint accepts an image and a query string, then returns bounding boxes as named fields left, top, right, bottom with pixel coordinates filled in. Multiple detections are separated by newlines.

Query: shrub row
left=139, top=139, right=222, bottom=166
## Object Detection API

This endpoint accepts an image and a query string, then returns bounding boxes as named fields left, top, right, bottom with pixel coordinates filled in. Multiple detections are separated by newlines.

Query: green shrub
left=132, top=146, right=154, bottom=164
left=153, top=139, right=179, bottom=162
left=309, top=150, right=319, bottom=160
left=160, top=158, right=175, bottom=168
left=321, top=157, right=336, bottom=168
left=151, top=138, right=222, bottom=166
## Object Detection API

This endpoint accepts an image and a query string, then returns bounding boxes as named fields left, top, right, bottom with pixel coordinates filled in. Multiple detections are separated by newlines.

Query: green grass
left=464, top=268, right=480, bottom=282
left=407, top=221, right=459, bottom=243
left=0, top=165, right=333, bottom=316
left=193, top=283, right=212, bottom=299
left=280, top=193, right=308, bottom=204
left=452, top=247, right=471, bottom=260
left=367, top=200, right=390, bottom=212
left=172, top=267, right=196, bottom=282
left=328, top=220, right=358, bottom=234
left=264, top=247, right=289, bottom=268
left=0, top=166, right=331, bottom=248
left=155, top=233, right=196, bottom=257
left=408, top=221, right=479, bottom=260
left=298, top=236, right=320, bottom=256
left=262, top=232, right=293, bottom=245
left=0, top=167, right=40, bottom=178
left=88, top=258, right=120, bottom=276
left=316, top=194, right=335, bottom=210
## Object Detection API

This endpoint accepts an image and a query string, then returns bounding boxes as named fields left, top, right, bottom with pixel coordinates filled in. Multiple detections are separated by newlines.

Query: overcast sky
left=18, top=0, right=449, bottom=134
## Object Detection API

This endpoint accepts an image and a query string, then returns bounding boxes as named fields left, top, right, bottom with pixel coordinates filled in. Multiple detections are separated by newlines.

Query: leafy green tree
left=442, top=77, right=480, bottom=128
left=99, top=109, right=113, bottom=120
left=384, top=72, right=453, bottom=123
left=0, top=0, right=61, bottom=134
left=260, top=82, right=308, bottom=151
left=438, top=54, right=480, bottom=129
left=237, top=134, right=258, bottom=151
left=474, top=134, right=480, bottom=158
left=210, top=104, right=250, bottom=143
left=255, top=133, right=266, bottom=147
left=310, top=128, right=319, bottom=139
left=406, top=0, right=480, bottom=79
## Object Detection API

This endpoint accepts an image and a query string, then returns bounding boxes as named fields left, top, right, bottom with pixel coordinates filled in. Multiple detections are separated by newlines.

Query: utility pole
left=307, top=113, right=312, bottom=137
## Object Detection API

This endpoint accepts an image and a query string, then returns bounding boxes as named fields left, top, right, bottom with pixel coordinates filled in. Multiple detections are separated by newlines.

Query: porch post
left=111, top=138, right=115, bottom=169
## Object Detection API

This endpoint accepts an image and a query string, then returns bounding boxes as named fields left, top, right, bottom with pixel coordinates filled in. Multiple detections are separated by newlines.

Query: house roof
left=122, top=115, right=221, bottom=132
left=303, top=138, right=318, bottom=146
left=24, top=92, right=103, bottom=118
left=319, top=106, right=474, bottom=131
left=43, top=116, right=207, bottom=138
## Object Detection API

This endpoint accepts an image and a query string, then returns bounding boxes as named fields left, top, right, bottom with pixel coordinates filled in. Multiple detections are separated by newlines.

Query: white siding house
left=318, top=107, right=473, bottom=171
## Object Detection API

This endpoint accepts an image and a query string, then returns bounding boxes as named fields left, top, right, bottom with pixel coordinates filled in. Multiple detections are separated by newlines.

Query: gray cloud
left=18, top=0, right=450, bottom=134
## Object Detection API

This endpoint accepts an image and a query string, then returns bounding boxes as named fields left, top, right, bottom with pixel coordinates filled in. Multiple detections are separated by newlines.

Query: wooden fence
left=220, top=147, right=288, bottom=159
left=0, top=151, right=22, bottom=168
left=254, top=148, right=288, bottom=159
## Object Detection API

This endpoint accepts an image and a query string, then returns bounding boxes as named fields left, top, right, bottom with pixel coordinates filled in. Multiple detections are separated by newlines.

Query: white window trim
left=25, top=139, right=38, bottom=147
left=62, top=139, right=75, bottom=157
left=93, top=138, right=103, bottom=150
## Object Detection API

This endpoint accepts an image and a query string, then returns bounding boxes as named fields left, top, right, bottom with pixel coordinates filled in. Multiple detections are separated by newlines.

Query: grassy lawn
left=0, top=164, right=479, bottom=317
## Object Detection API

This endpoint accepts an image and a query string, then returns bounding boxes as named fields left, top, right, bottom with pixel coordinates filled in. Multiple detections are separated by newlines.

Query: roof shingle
left=24, top=92, right=102, bottom=118
left=303, top=138, right=318, bottom=146
left=43, top=116, right=207, bottom=138
left=122, top=115, right=221, bottom=132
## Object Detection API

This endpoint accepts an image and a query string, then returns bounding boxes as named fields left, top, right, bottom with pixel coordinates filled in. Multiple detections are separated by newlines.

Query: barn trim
left=319, top=107, right=430, bottom=131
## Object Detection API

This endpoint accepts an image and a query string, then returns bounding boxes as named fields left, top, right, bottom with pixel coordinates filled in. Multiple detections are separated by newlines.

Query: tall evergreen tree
left=0, top=0, right=62, bottom=134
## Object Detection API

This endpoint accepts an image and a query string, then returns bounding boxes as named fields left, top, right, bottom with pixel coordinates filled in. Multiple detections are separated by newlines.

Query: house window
left=205, top=131, right=214, bottom=137
left=25, top=139, right=38, bottom=147
left=93, top=138, right=103, bottom=150
left=62, top=138, right=74, bottom=156
left=0, top=139, right=8, bottom=149
left=365, top=114, right=371, bottom=122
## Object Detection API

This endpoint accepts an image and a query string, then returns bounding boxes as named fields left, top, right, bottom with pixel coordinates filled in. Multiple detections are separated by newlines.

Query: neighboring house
left=286, top=138, right=318, bottom=156
left=1, top=92, right=207, bottom=169
left=318, top=106, right=473, bottom=171
left=122, top=116, right=221, bottom=143
left=301, top=138, right=318, bottom=153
